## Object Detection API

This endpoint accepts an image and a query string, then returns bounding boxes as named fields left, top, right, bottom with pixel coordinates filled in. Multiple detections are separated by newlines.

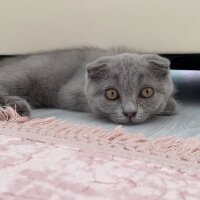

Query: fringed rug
left=0, top=107, right=200, bottom=200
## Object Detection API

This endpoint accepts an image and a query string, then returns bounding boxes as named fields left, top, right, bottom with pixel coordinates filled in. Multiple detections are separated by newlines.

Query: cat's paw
left=161, top=98, right=178, bottom=116
left=5, top=96, right=31, bottom=117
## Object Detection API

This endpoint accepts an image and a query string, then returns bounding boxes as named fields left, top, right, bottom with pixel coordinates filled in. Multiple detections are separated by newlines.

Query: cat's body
left=0, top=47, right=177, bottom=123
left=0, top=48, right=103, bottom=110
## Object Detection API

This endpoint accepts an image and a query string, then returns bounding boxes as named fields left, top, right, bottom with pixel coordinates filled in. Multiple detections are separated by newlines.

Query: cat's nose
left=123, top=112, right=137, bottom=119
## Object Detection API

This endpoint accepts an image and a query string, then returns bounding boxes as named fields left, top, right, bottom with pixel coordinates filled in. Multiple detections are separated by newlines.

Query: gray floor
left=32, top=70, right=200, bottom=138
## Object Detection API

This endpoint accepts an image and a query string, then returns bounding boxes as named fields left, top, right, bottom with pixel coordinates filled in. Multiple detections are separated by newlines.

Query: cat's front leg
left=0, top=85, right=31, bottom=116
left=5, top=96, right=31, bottom=117
left=158, top=97, right=178, bottom=116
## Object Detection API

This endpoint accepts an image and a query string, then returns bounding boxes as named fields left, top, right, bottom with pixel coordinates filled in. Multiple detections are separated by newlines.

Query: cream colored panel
left=0, top=0, right=200, bottom=54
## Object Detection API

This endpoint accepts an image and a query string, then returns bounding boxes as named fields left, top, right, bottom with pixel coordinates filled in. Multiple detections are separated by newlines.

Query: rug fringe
left=1, top=107, right=200, bottom=171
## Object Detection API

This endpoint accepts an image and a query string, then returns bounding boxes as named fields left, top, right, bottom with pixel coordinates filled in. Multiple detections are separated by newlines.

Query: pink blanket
left=0, top=107, right=200, bottom=200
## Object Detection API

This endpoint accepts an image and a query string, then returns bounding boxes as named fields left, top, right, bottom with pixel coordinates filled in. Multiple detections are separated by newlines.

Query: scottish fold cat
left=0, top=47, right=177, bottom=124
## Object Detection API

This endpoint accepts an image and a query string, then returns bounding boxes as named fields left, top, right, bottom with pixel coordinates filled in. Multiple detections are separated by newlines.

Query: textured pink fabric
left=1, top=134, right=200, bottom=200
left=0, top=107, right=200, bottom=199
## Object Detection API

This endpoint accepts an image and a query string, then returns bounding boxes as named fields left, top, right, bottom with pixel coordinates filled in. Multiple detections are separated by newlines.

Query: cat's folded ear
left=86, top=57, right=110, bottom=79
left=143, top=54, right=171, bottom=77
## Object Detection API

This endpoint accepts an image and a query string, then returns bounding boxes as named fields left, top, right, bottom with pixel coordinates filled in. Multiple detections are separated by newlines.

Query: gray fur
left=0, top=47, right=177, bottom=123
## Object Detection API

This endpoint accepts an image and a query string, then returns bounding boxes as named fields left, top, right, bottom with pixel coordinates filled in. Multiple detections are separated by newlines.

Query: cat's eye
left=105, top=89, right=119, bottom=100
left=140, top=87, right=154, bottom=98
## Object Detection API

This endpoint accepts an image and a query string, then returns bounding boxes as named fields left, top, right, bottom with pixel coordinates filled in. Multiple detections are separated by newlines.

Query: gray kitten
left=0, top=47, right=177, bottom=124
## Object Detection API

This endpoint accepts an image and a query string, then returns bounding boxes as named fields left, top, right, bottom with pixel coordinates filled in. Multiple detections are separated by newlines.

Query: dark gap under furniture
left=161, top=54, right=200, bottom=70
left=1, top=54, right=200, bottom=70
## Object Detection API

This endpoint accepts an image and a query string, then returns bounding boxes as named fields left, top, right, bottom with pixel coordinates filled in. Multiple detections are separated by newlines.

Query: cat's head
left=84, top=53, right=174, bottom=124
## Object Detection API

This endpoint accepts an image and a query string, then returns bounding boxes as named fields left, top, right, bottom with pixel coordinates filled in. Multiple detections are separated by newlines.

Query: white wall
left=0, top=0, right=200, bottom=54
